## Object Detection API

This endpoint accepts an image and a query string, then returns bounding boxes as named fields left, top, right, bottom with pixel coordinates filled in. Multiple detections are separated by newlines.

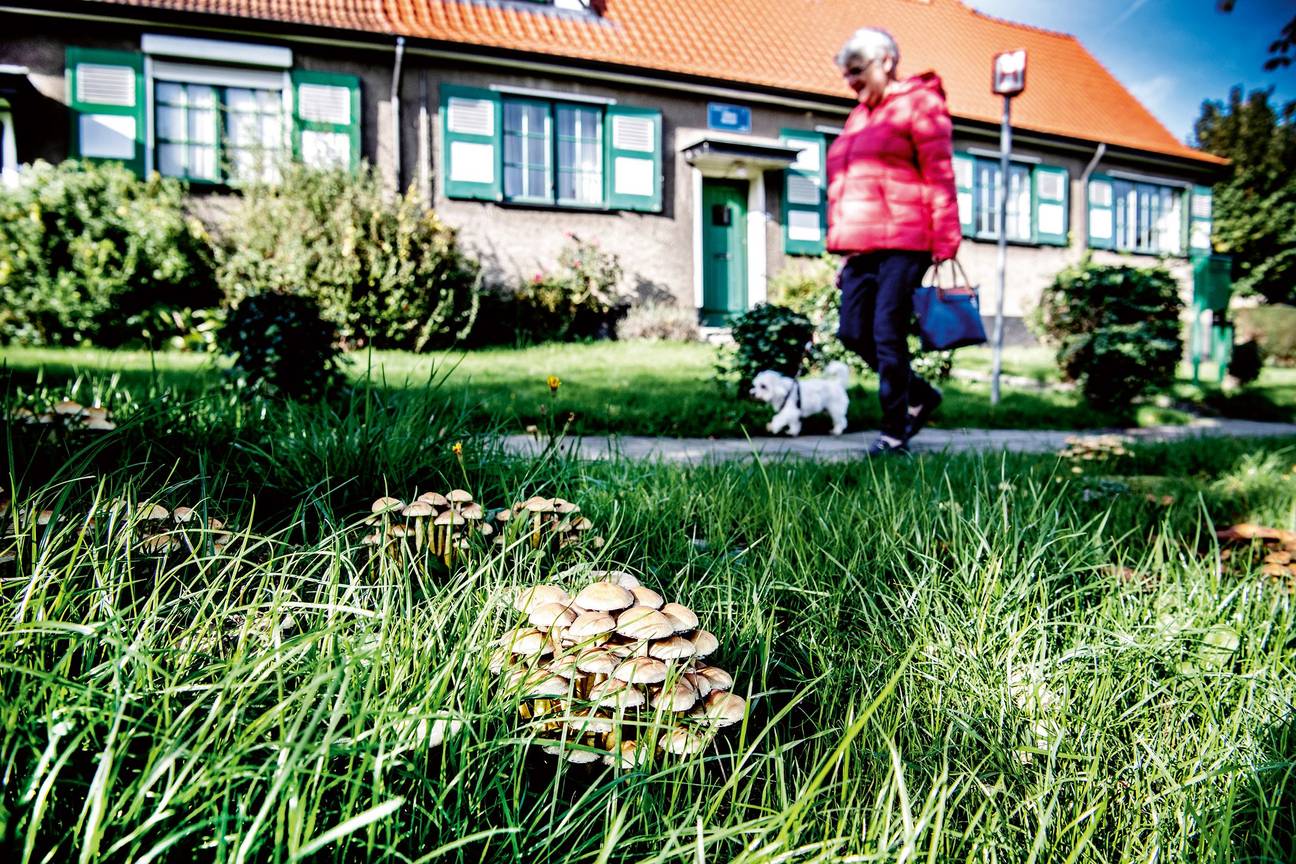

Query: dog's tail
left=825, top=360, right=850, bottom=386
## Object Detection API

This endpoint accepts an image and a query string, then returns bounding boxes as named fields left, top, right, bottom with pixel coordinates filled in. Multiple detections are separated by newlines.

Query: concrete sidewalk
left=500, top=419, right=1296, bottom=464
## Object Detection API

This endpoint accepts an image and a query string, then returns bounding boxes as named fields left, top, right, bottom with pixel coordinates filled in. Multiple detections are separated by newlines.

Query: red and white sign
left=992, top=49, right=1027, bottom=96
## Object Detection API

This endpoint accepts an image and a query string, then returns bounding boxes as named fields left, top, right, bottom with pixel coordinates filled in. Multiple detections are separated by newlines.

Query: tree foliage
left=1193, top=87, right=1296, bottom=304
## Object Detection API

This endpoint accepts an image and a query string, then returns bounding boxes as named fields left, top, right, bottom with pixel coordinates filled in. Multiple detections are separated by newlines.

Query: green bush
left=0, top=160, right=216, bottom=347
left=1236, top=304, right=1296, bottom=365
left=217, top=293, right=345, bottom=400
left=1035, top=257, right=1183, bottom=411
left=507, top=233, right=628, bottom=343
left=1227, top=338, right=1263, bottom=385
left=217, top=163, right=480, bottom=351
left=718, top=303, right=814, bottom=392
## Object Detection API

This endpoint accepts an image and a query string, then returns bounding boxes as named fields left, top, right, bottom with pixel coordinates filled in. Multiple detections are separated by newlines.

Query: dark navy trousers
left=837, top=250, right=939, bottom=440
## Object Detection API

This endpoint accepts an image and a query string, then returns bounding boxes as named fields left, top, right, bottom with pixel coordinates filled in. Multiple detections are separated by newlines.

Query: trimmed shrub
left=615, top=303, right=700, bottom=342
left=217, top=163, right=480, bottom=351
left=1236, top=304, right=1296, bottom=366
left=1035, top=257, right=1183, bottom=411
left=0, top=160, right=216, bottom=347
left=217, top=293, right=345, bottom=400
left=1227, top=339, right=1263, bottom=386
left=718, top=303, right=814, bottom=392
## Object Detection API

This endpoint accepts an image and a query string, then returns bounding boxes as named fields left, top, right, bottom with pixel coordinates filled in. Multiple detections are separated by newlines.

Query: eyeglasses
left=842, top=62, right=873, bottom=78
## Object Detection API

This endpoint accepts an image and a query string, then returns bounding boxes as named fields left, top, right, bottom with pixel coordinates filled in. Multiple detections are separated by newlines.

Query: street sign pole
left=989, top=49, right=1026, bottom=408
left=991, top=94, right=1011, bottom=406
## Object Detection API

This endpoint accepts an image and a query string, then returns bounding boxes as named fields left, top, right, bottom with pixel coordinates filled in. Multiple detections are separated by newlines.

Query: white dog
left=749, top=361, right=850, bottom=437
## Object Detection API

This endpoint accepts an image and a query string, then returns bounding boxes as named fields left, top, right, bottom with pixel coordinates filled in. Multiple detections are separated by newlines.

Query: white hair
left=835, top=27, right=900, bottom=71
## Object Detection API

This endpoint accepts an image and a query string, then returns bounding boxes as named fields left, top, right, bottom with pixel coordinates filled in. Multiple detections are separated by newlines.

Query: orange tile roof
left=79, top=0, right=1224, bottom=165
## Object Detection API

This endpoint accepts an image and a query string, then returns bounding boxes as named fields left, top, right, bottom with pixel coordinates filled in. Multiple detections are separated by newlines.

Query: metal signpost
left=990, top=49, right=1026, bottom=406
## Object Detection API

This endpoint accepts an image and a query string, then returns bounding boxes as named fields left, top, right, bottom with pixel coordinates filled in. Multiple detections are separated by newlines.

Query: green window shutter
left=779, top=129, right=826, bottom=256
left=440, top=85, right=501, bottom=201
left=1189, top=185, right=1213, bottom=254
left=66, top=47, right=144, bottom=175
left=1032, top=164, right=1068, bottom=246
left=291, top=70, right=361, bottom=171
left=605, top=105, right=661, bottom=212
left=952, top=152, right=975, bottom=237
left=1087, top=174, right=1115, bottom=250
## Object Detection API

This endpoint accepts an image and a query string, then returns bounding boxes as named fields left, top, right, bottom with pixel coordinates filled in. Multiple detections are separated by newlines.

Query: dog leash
left=775, top=380, right=800, bottom=415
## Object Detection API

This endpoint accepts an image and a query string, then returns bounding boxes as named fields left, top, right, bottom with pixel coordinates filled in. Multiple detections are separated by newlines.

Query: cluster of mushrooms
left=11, top=399, right=116, bottom=431
left=494, top=570, right=746, bottom=768
left=363, top=492, right=600, bottom=566
left=1058, top=434, right=1131, bottom=463
left=1216, top=522, right=1296, bottom=592
left=0, top=498, right=230, bottom=561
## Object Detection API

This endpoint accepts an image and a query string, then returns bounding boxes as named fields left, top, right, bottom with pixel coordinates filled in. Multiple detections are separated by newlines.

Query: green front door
left=701, top=179, right=748, bottom=326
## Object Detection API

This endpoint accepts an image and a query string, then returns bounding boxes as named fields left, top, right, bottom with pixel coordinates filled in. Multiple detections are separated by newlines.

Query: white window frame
left=973, top=158, right=1032, bottom=242
left=0, top=106, right=17, bottom=188
left=1109, top=177, right=1184, bottom=256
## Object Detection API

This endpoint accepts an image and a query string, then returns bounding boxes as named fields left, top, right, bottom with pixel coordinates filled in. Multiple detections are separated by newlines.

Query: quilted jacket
left=825, top=72, right=962, bottom=261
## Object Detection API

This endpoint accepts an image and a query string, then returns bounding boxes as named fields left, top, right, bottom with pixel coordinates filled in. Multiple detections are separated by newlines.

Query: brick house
left=0, top=0, right=1227, bottom=336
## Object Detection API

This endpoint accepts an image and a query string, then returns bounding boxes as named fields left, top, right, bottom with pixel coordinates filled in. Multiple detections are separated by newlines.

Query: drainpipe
left=1078, top=142, right=1106, bottom=250
left=390, top=36, right=406, bottom=191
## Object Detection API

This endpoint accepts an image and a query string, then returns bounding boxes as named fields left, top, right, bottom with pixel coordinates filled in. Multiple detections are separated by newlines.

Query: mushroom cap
left=688, top=630, right=719, bottom=658
left=417, top=491, right=449, bottom=508
left=591, top=569, right=640, bottom=589
left=691, top=691, right=746, bottom=727
left=361, top=531, right=384, bottom=546
left=545, top=652, right=581, bottom=677
left=487, top=648, right=516, bottom=673
left=172, top=506, right=196, bottom=523
left=542, top=744, right=601, bottom=764
left=494, top=508, right=513, bottom=523
left=84, top=418, right=117, bottom=431
left=661, top=728, right=706, bottom=755
left=402, top=500, right=435, bottom=518
left=53, top=399, right=84, bottom=415
left=498, top=628, right=555, bottom=656
left=388, top=524, right=413, bottom=538
left=446, top=489, right=475, bottom=504
left=433, top=511, right=467, bottom=526
left=649, top=635, right=697, bottom=661
left=588, top=678, right=646, bottom=709
left=615, top=606, right=675, bottom=641
left=530, top=602, right=578, bottom=630
left=575, top=581, right=636, bottom=612
left=613, top=656, right=669, bottom=685
left=683, top=672, right=712, bottom=698
left=573, top=517, right=594, bottom=531
left=371, top=496, right=404, bottom=514
left=692, top=666, right=733, bottom=692
left=425, top=717, right=464, bottom=749
left=630, top=586, right=665, bottom=609
left=652, top=679, right=699, bottom=712
left=603, top=638, right=637, bottom=659
left=563, top=713, right=615, bottom=735
left=575, top=647, right=619, bottom=675
left=523, top=673, right=571, bottom=699
left=602, top=739, right=647, bottom=769
left=83, top=405, right=109, bottom=420
left=522, top=496, right=555, bottom=513
left=552, top=499, right=580, bottom=515
left=139, top=503, right=170, bottom=521
left=513, top=584, right=571, bottom=614
left=479, top=523, right=495, bottom=537
left=565, top=610, right=616, bottom=642
left=460, top=503, right=484, bottom=520
left=660, top=603, right=699, bottom=633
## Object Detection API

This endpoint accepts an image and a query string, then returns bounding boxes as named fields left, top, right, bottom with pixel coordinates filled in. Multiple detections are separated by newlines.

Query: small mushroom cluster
left=361, top=492, right=601, bottom=565
left=1215, top=522, right=1296, bottom=592
left=1058, top=434, right=1131, bottom=465
left=494, top=570, right=746, bottom=768
left=0, top=499, right=230, bottom=560
left=10, top=400, right=116, bottom=431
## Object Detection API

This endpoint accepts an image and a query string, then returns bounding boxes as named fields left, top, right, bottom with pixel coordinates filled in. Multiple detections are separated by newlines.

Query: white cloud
left=1128, top=74, right=1179, bottom=127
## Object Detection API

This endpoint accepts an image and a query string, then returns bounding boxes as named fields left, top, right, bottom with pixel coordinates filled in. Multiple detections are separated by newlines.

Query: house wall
left=0, top=11, right=1206, bottom=340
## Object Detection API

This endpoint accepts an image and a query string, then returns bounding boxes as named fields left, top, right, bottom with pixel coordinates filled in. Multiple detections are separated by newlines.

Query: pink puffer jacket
left=826, top=72, right=961, bottom=261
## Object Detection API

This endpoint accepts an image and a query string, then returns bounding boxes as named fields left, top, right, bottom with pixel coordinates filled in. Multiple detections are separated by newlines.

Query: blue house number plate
left=707, top=102, right=751, bottom=134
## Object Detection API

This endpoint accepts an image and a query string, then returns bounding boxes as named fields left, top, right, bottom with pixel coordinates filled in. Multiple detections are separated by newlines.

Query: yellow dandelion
left=452, top=441, right=463, bottom=456
left=547, top=375, right=561, bottom=393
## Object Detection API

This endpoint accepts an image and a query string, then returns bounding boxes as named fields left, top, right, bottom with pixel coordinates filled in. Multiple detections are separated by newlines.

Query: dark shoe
left=905, top=388, right=943, bottom=441
left=865, top=436, right=910, bottom=457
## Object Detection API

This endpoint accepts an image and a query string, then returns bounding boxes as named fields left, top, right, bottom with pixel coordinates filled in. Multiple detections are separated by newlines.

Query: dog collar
left=775, top=380, right=800, bottom=414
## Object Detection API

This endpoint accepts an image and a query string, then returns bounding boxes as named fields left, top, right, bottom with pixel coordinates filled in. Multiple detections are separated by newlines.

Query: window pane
left=558, top=138, right=575, bottom=168
left=190, top=145, right=217, bottom=180
left=190, top=107, right=216, bottom=145
left=504, top=133, right=522, bottom=164
left=157, top=106, right=185, bottom=142
left=504, top=165, right=523, bottom=198
left=157, top=143, right=185, bottom=177
left=225, top=88, right=258, bottom=113
left=156, top=82, right=185, bottom=105
left=190, top=86, right=216, bottom=110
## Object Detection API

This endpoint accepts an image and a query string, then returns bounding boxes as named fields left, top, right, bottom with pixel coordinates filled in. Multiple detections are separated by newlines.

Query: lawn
left=7, top=342, right=1292, bottom=438
left=2, top=376, right=1295, bottom=862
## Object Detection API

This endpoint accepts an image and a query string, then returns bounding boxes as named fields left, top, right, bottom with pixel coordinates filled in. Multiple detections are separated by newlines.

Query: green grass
left=4, top=342, right=1294, bottom=438
left=2, top=379, right=1295, bottom=862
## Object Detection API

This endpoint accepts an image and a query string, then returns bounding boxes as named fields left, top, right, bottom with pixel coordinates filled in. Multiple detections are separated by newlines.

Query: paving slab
left=500, top=419, right=1296, bottom=464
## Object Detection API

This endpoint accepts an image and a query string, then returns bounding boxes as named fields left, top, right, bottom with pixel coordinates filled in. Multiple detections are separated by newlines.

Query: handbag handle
left=921, top=258, right=975, bottom=299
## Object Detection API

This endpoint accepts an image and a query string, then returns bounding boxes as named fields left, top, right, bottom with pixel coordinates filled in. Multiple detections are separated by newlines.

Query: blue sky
left=964, top=0, right=1296, bottom=144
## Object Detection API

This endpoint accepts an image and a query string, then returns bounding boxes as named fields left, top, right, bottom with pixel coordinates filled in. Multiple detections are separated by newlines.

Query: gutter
left=1078, top=142, right=1106, bottom=249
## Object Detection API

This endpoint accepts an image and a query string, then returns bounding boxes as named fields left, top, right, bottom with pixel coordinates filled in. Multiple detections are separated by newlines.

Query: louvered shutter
left=291, top=70, right=360, bottom=171
left=952, top=152, right=976, bottom=237
left=441, top=85, right=501, bottom=201
left=1087, top=174, right=1115, bottom=250
left=1189, top=185, right=1213, bottom=254
left=605, top=105, right=661, bottom=212
left=1033, top=164, right=1068, bottom=246
left=780, top=130, right=826, bottom=256
left=66, top=47, right=145, bottom=175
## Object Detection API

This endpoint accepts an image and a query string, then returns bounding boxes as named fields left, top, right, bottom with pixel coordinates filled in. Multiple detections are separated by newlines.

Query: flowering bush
left=0, top=160, right=216, bottom=347
left=507, top=234, right=629, bottom=343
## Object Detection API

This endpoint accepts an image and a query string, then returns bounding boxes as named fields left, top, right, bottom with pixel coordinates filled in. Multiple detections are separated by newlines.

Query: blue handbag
left=912, top=259, right=988, bottom=351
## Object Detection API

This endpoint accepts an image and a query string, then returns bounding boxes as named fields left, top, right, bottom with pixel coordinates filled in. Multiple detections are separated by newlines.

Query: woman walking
left=827, top=27, right=961, bottom=455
